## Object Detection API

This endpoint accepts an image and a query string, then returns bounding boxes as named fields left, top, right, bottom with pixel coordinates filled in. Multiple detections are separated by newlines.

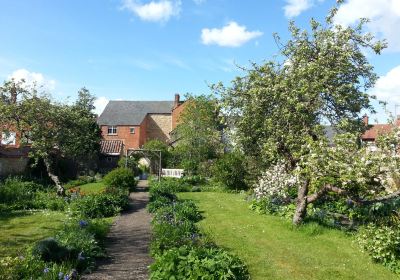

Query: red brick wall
left=139, top=118, right=147, bottom=147
left=171, top=102, right=187, bottom=130
left=101, top=125, right=142, bottom=151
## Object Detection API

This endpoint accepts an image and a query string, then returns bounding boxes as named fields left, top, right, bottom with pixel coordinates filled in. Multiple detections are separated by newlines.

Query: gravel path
left=84, top=180, right=152, bottom=280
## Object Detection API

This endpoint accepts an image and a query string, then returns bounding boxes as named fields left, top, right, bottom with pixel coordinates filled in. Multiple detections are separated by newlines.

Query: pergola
left=125, top=148, right=162, bottom=181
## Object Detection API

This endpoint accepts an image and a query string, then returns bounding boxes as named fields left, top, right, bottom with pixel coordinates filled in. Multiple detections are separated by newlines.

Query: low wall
left=0, top=157, right=29, bottom=177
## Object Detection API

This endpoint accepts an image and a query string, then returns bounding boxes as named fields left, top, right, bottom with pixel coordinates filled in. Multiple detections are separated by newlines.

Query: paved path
left=84, top=180, right=152, bottom=280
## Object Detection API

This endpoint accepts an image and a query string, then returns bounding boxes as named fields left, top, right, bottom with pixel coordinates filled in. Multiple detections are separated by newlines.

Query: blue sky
left=0, top=0, right=400, bottom=122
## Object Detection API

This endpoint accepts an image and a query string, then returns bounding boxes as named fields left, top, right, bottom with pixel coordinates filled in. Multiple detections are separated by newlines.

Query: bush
left=211, top=152, right=248, bottom=190
left=71, top=188, right=129, bottom=218
left=0, top=178, right=44, bottom=210
left=356, top=223, right=400, bottom=272
left=118, top=156, right=141, bottom=176
left=150, top=245, right=249, bottom=280
left=103, top=168, right=137, bottom=191
left=33, top=191, right=67, bottom=211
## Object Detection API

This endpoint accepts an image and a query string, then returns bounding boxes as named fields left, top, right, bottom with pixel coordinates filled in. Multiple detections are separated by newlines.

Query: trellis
left=125, top=148, right=162, bottom=181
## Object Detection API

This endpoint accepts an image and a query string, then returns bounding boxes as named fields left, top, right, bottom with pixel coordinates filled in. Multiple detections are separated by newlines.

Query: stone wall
left=146, top=114, right=172, bottom=143
left=0, top=157, right=29, bottom=177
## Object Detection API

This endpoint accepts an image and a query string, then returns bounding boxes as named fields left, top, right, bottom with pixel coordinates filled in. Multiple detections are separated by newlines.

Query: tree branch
left=306, top=184, right=400, bottom=205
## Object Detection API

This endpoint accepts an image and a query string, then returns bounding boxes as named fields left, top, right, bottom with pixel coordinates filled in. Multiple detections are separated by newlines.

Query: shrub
left=151, top=219, right=200, bottom=255
left=71, top=189, right=129, bottom=218
left=32, top=238, right=73, bottom=263
left=356, top=223, right=400, bottom=272
left=33, top=191, right=67, bottom=211
left=211, top=152, right=248, bottom=190
left=103, top=168, right=137, bottom=191
left=150, top=245, right=250, bottom=280
left=118, top=156, right=141, bottom=176
left=0, top=178, right=43, bottom=210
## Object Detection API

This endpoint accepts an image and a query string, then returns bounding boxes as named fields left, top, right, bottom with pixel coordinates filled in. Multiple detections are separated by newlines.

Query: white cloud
left=121, top=0, right=181, bottom=23
left=94, top=96, right=109, bottom=116
left=371, top=65, right=400, bottom=105
left=284, top=0, right=313, bottom=18
left=201, top=21, right=263, bottom=47
left=335, top=0, right=400, bottom=52
left=8, top=69, right=56, bottom=91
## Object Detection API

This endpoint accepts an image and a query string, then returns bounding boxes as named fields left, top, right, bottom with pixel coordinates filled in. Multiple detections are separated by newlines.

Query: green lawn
left=78, top=181, right=106, bottom=194
left=0, top=211, right=65, bottom=257
left=180, top=192, right=399, bottom=280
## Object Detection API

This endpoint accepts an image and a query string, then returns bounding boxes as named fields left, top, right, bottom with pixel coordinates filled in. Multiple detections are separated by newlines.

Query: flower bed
left=148, top=179, right=250, bottom=279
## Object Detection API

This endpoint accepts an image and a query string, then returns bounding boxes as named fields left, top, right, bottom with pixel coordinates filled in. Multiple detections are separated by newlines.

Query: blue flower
left=58, top=272, right=64, bottom=279
left=79, top=220, right=88, bottom=228
left=64, top=274, right=70, bottom=280
left=43, top=267, right=50, bottom=273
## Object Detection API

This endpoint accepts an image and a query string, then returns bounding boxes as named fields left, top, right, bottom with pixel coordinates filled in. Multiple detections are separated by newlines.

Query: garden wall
left=0, top=157, right=29, bottom=177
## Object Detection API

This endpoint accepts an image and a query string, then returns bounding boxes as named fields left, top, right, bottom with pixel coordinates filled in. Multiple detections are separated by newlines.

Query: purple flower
left=43, top=267, right=50, bottom=273
left=64, top=274, right=70, bottom=280
left=79, top=220, right=88, bottom=228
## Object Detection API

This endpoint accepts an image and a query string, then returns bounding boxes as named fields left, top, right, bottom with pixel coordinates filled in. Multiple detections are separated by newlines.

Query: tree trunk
left=293, top=179, right=309, bottom=225
left=43, top=157, right=65, bottom=196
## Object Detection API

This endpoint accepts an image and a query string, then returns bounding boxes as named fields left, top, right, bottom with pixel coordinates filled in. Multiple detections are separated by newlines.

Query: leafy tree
left=0, top=80, right=101, bottom=195
left=142, top=139, right=170, bottom=168
left=217, top=6, right=387, bottom=224
left=174, top=94, right=223, bottom=174
left=211, top=151, right=248, bottom=190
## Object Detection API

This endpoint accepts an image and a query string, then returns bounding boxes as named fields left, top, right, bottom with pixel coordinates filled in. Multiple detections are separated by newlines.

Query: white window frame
left=1, top=132, right=16, bottom=145
left=130, top=127, right=135, bottom=134
left=107, top=126, right=117, bottom=135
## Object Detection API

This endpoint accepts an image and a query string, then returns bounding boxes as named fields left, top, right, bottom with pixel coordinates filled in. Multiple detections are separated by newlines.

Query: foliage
left=148, top=179, right=250, bottom=279
left=64, top=176, right=96, bottom=189
left=216, top=5, right=386, bottom=224
left=143, top=139, right=170, bottom=168
left=0, top=178, right=66, bottom=212
left=174, top=94, right=223, bottom=174
left=150, top=245, right=249, bottom=280
left=356, top=224, right=400, bottom=272
left=211, top=151, right=248, bottom=190
left=103, top=167, right=137, bottom=191
left=117, top=156, right=141, bottom=176
left=70, top=188, right=129, bottom=218
left=180, top=191, right=399, bottom=279
left=0, top=82, right=101, bottom=194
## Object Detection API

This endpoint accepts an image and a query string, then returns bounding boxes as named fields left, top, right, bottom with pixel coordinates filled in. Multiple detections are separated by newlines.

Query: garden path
left=84, top=180, right=152, bottom=280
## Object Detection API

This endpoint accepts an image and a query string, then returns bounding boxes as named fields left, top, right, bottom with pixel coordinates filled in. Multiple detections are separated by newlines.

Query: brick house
left=97, top=94, right=185, bottom=160
left=360, top=115, right=400, bottom=150
left=0, top=130, right=31, bottom=177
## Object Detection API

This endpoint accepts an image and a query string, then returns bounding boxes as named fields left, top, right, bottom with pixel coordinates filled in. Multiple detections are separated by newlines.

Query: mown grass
left=79, top=181, right=106, bottom=194
left=179, top=192, right=399, bottom=280
left=0, top=211, right=65, bottom=257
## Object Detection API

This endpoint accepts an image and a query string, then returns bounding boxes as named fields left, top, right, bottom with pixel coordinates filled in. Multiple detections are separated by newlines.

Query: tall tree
left=217, top=6, right=387, bottom=224
left=174, top=94, right=222, bottom=174
left=0, top=81, right=101, bottom=195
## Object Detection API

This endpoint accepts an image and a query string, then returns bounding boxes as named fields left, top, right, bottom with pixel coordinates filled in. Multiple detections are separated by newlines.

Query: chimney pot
left=174, top=94, right=180, bottom=108
left=362, top=114, right=369, bottom=126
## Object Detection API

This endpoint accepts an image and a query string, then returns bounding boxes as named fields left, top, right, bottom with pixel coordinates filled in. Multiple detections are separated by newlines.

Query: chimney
left=362, top=114, right=369, bottom=126
left=174, top=93, right=180, bottom=109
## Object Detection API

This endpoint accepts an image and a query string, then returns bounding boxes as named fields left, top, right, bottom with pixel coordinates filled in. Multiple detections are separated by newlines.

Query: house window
left=130, top=127, right=135, bottom=134
left=1, top=132, right=16, bottom=145
left=107, top=126, right=117, bottom=135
